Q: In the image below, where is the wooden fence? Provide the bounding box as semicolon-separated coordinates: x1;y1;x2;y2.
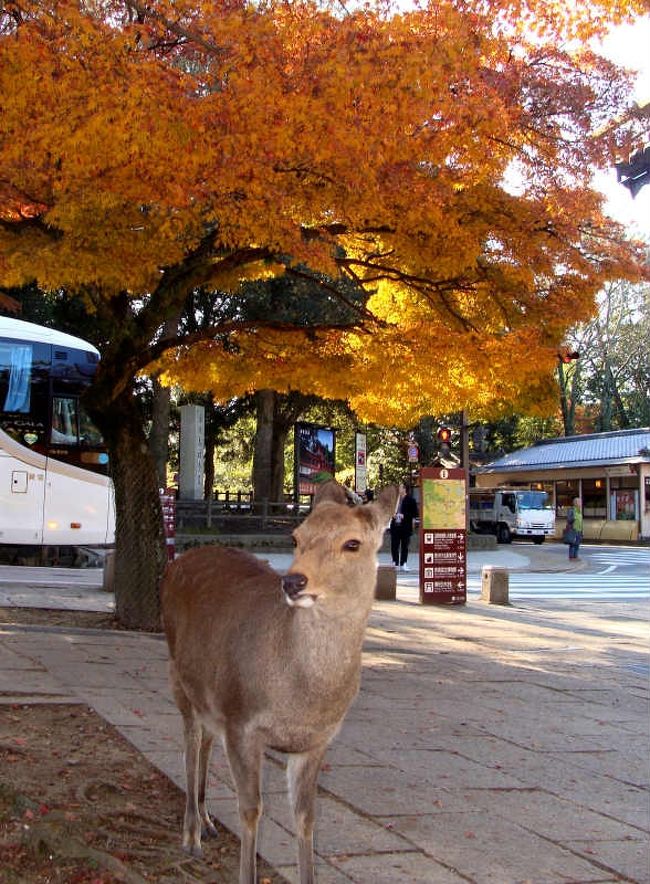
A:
174;493;313;532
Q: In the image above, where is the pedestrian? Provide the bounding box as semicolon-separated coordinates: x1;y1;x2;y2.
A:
566;496;583;560
390;482;419;570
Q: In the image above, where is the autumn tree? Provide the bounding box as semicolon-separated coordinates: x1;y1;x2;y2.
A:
1;0;648;628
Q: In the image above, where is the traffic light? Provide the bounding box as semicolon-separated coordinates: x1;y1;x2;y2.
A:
437;426;452;445
558;350;580;364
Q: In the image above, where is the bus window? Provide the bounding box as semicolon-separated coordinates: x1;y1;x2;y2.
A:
51;396;79;445
0;341;33;413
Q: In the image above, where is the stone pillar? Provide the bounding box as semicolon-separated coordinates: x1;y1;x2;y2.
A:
375;565;397;600
179;404;205;500
102;550;115;593
481;566;509;604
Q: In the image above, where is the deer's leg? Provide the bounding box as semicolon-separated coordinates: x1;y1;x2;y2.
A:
198;729;218;839
287;745;328;884
223;728;263;884
180;704;204;857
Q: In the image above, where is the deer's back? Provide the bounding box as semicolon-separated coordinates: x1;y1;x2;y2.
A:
162;545;282;652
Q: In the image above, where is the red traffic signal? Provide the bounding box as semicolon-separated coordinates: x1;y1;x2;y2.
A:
558;350;580;364
437;426;452;444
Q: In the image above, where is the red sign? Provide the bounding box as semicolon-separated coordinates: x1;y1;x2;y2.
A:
419;467;466;605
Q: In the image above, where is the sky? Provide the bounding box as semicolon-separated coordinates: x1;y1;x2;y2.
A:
593;16;650;240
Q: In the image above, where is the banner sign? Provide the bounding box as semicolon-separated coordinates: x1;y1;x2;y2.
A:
419;466;467;605
160;488;176;562
355;431;367;494
295;423;336;495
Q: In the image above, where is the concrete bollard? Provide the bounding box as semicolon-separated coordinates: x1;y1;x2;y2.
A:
481;565;509;605
375;564;397;600
102;550;115;593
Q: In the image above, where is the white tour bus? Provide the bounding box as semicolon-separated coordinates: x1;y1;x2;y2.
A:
0;317;115;553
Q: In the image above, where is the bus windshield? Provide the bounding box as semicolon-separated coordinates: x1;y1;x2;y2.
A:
517;491;552;510
1;328;107;472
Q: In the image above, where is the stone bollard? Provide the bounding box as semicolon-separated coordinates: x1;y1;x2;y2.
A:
102;550;115;593
375;564;397;600
481;565;509;605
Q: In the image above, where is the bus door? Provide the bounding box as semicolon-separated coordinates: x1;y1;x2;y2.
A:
0;442;47;545
44;393;113;545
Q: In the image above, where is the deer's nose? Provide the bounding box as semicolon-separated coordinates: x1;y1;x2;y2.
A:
282;572;308;598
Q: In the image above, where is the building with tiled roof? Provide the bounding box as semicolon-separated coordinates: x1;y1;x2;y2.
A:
476;428;650;541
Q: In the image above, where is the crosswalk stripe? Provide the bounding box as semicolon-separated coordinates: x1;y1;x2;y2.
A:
464;574;650;600
467;577;647;585
587;553;650;565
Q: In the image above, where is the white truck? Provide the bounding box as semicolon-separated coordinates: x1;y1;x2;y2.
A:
469;488;555;544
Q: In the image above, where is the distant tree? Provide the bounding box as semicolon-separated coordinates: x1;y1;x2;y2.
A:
563;279;650;431
557;355;585;436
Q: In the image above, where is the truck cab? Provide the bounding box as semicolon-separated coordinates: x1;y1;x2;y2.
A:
469;489;555;544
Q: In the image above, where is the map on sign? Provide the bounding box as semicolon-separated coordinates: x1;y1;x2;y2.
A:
422;478;466;530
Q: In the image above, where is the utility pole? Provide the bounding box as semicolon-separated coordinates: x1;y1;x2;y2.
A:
461;410;470;533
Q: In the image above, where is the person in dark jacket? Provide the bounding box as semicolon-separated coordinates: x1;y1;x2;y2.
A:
390;482;419;570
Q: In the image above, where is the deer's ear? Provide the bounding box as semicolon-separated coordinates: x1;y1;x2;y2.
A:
374;485;400;522
313;480;348;507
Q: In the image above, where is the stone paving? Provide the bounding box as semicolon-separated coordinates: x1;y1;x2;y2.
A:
0;549;648;883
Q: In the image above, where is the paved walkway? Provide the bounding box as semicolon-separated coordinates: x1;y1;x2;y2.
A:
0;548;648;882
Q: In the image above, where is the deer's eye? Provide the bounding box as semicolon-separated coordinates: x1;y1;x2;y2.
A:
342;539;361;552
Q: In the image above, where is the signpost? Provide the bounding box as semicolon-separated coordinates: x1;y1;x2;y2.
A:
355;431;367;495
419;466;467;605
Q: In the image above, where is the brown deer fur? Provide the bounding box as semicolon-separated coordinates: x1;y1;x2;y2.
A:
161;481;398;883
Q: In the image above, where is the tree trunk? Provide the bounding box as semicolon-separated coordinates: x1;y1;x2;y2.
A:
92;386;167;631
148;315;179;488
204;425;215;500
149;378;171;488
203;393;218;499
270;419;289;502
252;389;275;503
601;361;629;429
558;362;579;436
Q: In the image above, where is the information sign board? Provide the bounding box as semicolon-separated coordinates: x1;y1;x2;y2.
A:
419;467;466;605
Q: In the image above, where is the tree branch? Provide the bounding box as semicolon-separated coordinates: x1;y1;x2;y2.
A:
144;317;363;368
122;0;231;59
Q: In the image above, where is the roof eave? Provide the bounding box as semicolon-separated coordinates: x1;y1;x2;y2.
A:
479;456;649;474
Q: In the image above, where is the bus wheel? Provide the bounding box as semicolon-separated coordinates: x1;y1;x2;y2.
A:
497;524;511;544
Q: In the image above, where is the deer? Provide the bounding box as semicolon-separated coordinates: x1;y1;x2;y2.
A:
161;480;398;884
